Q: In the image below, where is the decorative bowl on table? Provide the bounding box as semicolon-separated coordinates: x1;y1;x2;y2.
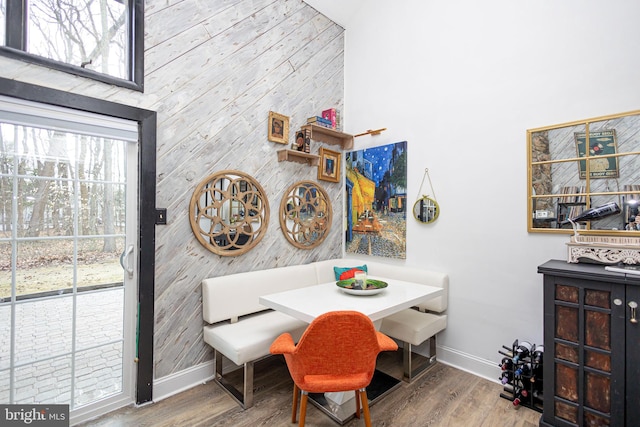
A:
336;278;388;296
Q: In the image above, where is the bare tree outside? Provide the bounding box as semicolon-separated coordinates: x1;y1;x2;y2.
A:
0;1;131;299
0;123;127;299
27;0;128;79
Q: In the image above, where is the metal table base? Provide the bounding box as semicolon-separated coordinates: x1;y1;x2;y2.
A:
308;370;401;425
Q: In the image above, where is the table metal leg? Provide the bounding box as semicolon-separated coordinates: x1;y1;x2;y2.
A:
307;369;400;425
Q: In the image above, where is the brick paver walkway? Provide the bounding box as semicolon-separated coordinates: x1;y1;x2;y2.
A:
0;288;124;407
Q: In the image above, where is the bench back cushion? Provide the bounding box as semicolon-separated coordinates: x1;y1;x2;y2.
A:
202;263;317;324
313;258;448;313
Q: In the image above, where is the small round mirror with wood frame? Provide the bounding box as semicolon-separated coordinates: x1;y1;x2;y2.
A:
189;170;269;256
279;181;332;249
413;196;439;223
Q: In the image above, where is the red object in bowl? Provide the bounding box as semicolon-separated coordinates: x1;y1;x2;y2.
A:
339;268;364;281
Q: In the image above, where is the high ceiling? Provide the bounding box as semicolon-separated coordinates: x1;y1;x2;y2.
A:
303;0;365;28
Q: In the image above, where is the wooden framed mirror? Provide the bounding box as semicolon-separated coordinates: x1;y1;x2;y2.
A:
189;170;269;256
528;110;640;235
413;196;439;224
279;180;332;249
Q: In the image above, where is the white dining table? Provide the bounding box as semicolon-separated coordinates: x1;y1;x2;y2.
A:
259;276;444;324
259;276;444;425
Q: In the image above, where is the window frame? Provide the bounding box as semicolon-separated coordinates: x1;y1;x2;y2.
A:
2;0;144;92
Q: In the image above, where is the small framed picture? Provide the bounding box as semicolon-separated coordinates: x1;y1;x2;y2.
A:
268;111;289;144
294;130;305;151
318;147;341;183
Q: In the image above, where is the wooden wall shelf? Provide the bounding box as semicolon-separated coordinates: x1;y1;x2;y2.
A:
300;124;354;150
277;149;319;166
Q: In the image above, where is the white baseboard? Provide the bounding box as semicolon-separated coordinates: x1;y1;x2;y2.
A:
153;360;215;403
151;346;502;404
437;344;501;385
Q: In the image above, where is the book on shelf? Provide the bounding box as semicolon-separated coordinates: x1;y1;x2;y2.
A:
304;128;311;153
568;205;584;220
322;108;337;129
307;116;333;126
558;186;586;204
604;264;640;276
623;184;640;202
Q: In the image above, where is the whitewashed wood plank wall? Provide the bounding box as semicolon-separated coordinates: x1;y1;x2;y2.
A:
0;0;345;380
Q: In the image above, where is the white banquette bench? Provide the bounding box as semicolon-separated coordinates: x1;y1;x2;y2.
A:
202;258;448;408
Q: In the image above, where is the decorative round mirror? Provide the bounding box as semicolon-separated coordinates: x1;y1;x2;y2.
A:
413;196;439;224
279;181;332;249
189;170;269;256
413;168;440;224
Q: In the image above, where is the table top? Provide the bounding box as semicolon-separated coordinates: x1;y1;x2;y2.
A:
259;276;444;323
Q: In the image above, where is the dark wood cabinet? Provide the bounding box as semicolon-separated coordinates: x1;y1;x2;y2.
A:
538;260;640;426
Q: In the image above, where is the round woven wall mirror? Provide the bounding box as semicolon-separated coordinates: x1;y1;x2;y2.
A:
279;181;332;249
189;170;269;256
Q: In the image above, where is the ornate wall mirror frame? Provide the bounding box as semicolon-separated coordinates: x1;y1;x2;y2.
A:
279;180;332;249
528;109;640;236
189;170;269;256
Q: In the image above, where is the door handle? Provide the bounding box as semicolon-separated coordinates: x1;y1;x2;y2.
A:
119;245;134;278
630;301;638;324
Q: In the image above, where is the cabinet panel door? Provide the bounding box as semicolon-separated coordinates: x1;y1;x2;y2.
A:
627;284;640;426
543;275;626;426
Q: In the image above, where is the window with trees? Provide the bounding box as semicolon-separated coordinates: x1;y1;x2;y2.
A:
0;0;144;91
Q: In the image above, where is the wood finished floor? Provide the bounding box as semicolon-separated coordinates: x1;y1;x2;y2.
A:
79;352;542;427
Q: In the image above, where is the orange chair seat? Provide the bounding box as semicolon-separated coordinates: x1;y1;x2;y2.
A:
300;373;371;393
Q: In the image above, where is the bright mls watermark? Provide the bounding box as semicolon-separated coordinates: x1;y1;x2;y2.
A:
1;405;69;426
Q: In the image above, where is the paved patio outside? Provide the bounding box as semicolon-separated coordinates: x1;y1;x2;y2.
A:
0;287;124;408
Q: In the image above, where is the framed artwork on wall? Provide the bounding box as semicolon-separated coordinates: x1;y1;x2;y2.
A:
318;147;341;183
345;141;408;259
268;111;289;144
294;130;305;151
574;129;619;179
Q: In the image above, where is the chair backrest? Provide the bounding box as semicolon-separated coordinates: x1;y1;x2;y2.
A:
287;311;381;378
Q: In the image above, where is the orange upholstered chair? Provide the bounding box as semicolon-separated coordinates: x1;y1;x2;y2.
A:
269;311;398;427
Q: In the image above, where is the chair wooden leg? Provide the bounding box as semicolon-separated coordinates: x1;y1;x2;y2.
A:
359;388;372;427
291;384;299;423
354;390;361;419
299;391;309;427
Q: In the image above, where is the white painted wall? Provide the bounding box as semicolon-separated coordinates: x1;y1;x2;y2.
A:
340;0;640;380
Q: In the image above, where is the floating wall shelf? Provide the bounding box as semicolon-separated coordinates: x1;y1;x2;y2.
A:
300;124;354;150
277;149;319;166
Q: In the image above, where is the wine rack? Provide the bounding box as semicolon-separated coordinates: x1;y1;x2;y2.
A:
498;339;544;413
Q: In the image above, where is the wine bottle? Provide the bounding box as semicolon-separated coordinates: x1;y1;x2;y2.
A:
512;341;533;363
512;389;529;406
499;371;513;385
499;357;513;371
498;349;513;358
531;345;544;378
561;202;621;224
514;363;531;378
532;344;544;364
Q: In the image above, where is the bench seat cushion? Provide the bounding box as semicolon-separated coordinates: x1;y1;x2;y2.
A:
380;309;447;346
203;310;308;366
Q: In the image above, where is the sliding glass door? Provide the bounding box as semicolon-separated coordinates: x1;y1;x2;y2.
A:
0;95;138;421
